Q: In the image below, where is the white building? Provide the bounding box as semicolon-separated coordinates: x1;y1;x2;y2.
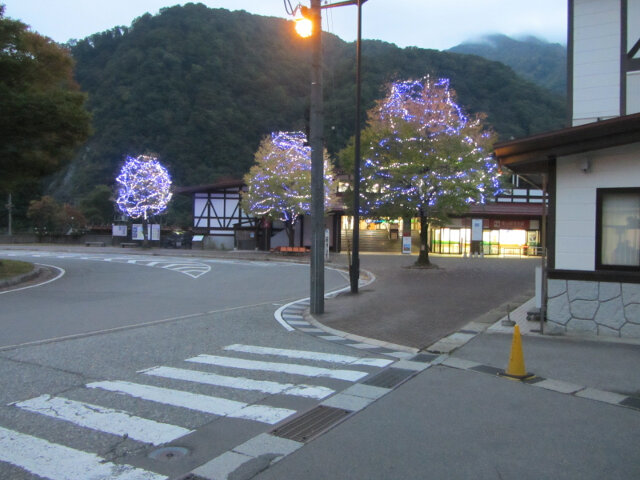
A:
495;0;640;337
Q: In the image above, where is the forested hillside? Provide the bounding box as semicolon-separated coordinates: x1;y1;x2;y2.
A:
448;34;567;95
50;4;567;207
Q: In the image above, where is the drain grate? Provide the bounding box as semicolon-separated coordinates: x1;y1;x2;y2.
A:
362;368;415;389
412;353;439;363
271;406;351;442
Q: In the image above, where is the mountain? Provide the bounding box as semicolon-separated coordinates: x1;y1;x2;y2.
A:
448;34;567;95
49;5;567;210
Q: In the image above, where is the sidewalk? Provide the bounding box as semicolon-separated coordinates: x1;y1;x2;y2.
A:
262;254;640;480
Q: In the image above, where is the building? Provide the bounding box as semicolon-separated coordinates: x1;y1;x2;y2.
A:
176;179;341;252
495;0;640;337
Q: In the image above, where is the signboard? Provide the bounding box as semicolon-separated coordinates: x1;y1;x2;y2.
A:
402;234;412;254
112;224;127;237
147;224;160;241
324;229;330;260
487;219;530;230
131;224;144;240
471;219;483;241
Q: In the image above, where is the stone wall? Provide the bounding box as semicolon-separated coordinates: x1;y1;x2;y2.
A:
547;279;640;338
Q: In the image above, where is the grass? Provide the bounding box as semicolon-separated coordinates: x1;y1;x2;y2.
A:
0;259;34;280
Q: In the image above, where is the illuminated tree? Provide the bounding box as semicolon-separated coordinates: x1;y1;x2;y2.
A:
115;155;173;221
358;77;500;266
241;131;336;247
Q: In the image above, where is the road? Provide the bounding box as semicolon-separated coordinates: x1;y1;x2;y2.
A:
0;249;394;479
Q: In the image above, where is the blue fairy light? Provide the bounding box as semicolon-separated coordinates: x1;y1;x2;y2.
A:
116;155;172;220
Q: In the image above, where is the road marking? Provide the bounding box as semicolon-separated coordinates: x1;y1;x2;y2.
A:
0;426;166;480
141;366;334;400
87;381;295;425
186;355;368;382
14;395;191;446
0;264;65;295
225;344;394;368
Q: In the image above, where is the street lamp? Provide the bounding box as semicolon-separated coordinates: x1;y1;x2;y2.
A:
289;0;367;312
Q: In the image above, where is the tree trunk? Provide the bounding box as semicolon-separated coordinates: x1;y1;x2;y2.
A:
286;221;295;247
142;218;149;249
416;212;430;266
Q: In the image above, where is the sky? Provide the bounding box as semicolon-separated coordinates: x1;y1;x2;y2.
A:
2;0;568;51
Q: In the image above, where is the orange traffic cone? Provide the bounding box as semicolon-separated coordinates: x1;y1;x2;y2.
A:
500;325;534;380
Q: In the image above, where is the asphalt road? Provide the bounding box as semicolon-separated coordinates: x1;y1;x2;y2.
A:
2;248;638;480
0;250;347;348
0;248;390;480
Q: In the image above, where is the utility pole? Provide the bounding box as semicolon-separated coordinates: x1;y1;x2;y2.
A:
309;0;324;314
349;0;365;293
6;194;12;236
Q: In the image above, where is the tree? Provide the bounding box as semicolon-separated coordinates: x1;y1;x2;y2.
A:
26;196;86;236
0;6;91;194
241;131;336;247
80;185;115;225
357;77;500;266
115;155;173;221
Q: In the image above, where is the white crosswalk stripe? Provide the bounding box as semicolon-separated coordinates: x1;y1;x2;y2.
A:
141;365;334;399
87;380;296;424
187;354;369;381
0;426;167;480
14;394;191;446
1;343;394;479
224;344;394;368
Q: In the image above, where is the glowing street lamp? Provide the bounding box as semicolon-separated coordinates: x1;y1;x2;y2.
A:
294;7;313;38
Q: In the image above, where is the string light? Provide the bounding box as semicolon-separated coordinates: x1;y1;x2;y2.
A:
242;131;335;223
116;155;173;220
360;76;500;215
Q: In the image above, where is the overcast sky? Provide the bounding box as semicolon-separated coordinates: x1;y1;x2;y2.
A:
2;1;567;51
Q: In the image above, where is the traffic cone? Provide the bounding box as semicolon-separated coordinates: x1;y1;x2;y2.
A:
500;325;534;380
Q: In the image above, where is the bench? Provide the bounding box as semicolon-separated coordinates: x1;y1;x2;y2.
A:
85;241;105;247
278;246;309;255
120;242;138;248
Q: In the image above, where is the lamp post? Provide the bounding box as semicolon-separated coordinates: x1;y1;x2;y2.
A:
292;0;367;311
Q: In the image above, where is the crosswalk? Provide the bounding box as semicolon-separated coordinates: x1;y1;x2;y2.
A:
1;250;212;279
1;344;394;479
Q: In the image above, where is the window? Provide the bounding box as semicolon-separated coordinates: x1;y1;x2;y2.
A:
596;188;640;270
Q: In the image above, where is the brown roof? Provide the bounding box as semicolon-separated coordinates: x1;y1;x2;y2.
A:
175;178;245;195
494;113;640;173
468;202;543;217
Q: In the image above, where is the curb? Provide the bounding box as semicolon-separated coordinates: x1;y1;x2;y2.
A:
0;265;41;289
274;268;419;357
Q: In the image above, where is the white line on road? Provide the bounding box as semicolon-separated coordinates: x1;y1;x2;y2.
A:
186;355;368;382
224;344;394;368
0;426;166;480
14;395;191;446
87;380;295;424
0;264;65;295
141;366;334;399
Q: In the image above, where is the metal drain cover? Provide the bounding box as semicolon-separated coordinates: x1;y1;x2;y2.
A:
362;368;415;389
271;405;351;442
148;446;190;461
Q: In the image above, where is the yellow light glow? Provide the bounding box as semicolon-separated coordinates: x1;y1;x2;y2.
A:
295;16;313;37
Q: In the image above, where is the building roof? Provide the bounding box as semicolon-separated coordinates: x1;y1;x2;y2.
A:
494;113;640;173
468;202;543;217
175;178;244;195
